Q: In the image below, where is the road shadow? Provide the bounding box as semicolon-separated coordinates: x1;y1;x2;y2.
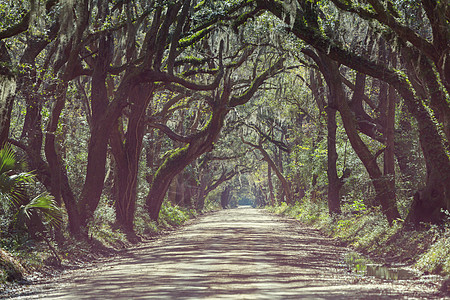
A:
16;208;441;299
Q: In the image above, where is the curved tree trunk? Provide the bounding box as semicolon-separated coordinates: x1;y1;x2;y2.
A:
146;146;197;221
243;141;292;204
110;84;153;233
146;58;283;221
310;68;344;214
78;39;132;230
146;111;226;220
316;54;400;224
196;167;238;211
44;84;82;235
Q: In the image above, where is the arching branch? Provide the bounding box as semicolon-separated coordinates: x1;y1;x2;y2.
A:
0;12;30;40
146;123;194;144
229;57;284;107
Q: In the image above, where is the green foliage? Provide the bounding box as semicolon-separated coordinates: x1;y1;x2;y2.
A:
88;198;127;248
0;145;61;233
416;212;450;274
268;199;450;276
344;251;371;275
267;192;329;226
17;192;62;230
343;198;367;214
158;200;196;228
416;233;450;274
203;188;223;212
0;145;30;206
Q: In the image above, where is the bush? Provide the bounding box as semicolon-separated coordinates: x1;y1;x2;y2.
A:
87;198;127;248
158;200;196;228
416;215;450;274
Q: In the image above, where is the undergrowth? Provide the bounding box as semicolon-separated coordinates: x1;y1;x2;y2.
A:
266;197;450;276
0;200;197;286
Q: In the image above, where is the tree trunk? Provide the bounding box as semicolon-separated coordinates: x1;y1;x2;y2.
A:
383;84;397;212
196;175;208;212
326;107;342;215
196;167;238;211
19;88;53;190
257;146;292;204
220;186;232;209
400;48;450;224
78;35;112;227
310;67;344;214
146;146;192;221
316;54;401;224
0;42;16;147
78;36;131;229
111;84;153;233
267;164;275;206
146;106;228;221
145;58;283;220
44;84;82;235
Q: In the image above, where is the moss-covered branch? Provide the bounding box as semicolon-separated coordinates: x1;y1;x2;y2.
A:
229;57;284;107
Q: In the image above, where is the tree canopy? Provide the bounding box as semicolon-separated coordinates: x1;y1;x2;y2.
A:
0;0;448;243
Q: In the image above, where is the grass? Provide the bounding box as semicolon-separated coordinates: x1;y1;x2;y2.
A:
266;197;450;276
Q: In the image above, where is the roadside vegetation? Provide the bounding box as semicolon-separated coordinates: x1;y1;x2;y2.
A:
267;199;450;276
0;197;203;285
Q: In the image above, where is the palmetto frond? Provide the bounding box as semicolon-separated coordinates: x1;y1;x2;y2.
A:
0;145;26;175
19;193;62;229
0;145;34;206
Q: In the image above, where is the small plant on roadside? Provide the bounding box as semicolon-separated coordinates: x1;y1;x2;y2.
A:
88;197;127;247
416;210;450;274
158;201;193;228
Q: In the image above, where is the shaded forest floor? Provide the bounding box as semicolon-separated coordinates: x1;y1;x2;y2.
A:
2;207;448;299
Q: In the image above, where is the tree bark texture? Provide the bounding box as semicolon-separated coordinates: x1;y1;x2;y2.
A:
110;84;153;233
44;84;82;234
326;107;342;215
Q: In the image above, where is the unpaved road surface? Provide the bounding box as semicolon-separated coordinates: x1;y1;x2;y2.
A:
6;207;445;299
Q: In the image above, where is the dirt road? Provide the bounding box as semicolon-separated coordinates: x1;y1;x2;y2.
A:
10;207;444;299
